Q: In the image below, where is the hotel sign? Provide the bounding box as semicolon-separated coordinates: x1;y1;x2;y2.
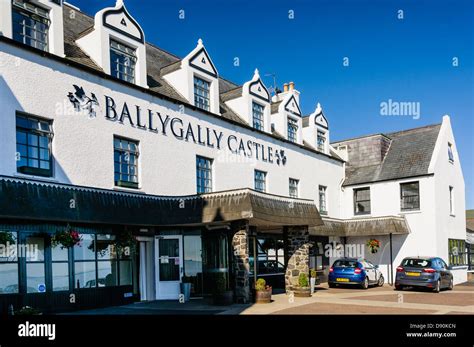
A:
67;86;287;166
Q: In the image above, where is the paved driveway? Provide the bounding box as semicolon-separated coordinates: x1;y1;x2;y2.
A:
238;283;474;315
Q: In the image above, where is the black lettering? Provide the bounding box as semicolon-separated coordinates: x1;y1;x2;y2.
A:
170;118;184;139
214;130;223;149
197;125;206;145
105;96;117;120
136;105;146;129
119;102;134;126
185;123;196;143
148;109;157;132
157;113;170;135
227;135;238;153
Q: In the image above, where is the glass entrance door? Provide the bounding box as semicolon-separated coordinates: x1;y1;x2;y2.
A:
155;236;183;299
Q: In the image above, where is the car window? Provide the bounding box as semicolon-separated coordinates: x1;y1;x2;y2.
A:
439;259;448;269
402;258;431;268
333;260;358;268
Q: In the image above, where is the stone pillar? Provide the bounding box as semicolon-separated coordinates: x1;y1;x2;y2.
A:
232;228;250;303
285;226;310;291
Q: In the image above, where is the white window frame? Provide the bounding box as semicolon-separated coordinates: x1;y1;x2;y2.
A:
289;178;299;198
193;75;211;111
449;186;455;216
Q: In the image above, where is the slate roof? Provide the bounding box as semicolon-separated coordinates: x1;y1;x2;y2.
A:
333;124;441;186
271;101;282;114
62;4;246;123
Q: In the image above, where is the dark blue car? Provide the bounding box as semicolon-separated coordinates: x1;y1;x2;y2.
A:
395;257;453;293
328;258;384;289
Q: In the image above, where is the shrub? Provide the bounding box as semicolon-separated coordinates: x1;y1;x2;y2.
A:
255;278;266;291
298;273;309;287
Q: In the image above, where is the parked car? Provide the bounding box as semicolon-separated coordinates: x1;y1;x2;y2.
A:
395;257;453;293
328;258;384;289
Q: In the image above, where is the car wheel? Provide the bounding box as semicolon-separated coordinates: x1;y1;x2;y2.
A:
361;277;369;289
395;285;403;291
448;278;453;290
433;280;441;293
378;275;384;287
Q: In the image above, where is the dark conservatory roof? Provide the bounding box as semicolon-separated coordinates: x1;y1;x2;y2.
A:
333;124;441;186
311;216;411;237
0;177;323;228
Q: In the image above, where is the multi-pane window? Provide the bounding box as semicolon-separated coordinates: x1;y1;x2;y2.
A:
110;39;137;83
252;102;264;130
114;137;139;188
0;231;19;294
319;185;327;214
196;156;213;194
12;0;50;51
194;76;210;111
74;233;132;288
254;170;267;192
449;186;455;215
354;187;371;215
400;182;420;211
448;142;454;162
287;117;298;143
16;114;53;177
448;239;466;266
289;178;299;198
317;130;326;152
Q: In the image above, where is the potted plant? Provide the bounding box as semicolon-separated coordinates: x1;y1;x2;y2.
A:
51;225;81;249
212;273;233;306
254;278;272;304
310;268;320;294
292;273;311;297
366;238;381;254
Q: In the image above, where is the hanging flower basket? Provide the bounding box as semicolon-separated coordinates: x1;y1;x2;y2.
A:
116;230;137;256
366;238;381;254
0;232;15;245
52;225;82;249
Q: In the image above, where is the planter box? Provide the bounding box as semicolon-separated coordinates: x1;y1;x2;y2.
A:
291;287;311;297
255;288;272;304
212;291;234;306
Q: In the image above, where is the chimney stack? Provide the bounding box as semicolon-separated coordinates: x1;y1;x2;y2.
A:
289;81;295;91
283;83;289;92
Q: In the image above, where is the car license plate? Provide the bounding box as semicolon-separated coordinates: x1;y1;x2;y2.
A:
405;272;420;277
336;278;349;282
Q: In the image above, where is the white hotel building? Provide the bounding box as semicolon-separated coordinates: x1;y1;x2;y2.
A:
0;0;467;312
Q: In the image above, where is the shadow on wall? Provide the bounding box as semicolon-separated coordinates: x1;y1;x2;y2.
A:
0;75;72;184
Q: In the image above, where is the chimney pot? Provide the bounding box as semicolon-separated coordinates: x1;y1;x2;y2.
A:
289;82;295;91
283;83;289;92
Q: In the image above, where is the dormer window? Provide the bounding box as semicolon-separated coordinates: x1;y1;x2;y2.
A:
288;117;298;143
252;102;264;130
194;76;210;111
110;39;137;83
317;130;326;152
12;0;50;52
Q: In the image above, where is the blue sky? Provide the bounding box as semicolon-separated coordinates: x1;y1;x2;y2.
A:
72;0;474;208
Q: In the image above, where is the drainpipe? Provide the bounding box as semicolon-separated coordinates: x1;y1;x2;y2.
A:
389;233;393;285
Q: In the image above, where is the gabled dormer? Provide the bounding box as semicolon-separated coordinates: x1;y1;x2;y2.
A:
221;69;271;132
75;0;148;88
271;82;303;144
0;0;64;56
161;39;220;114
302;103;330;154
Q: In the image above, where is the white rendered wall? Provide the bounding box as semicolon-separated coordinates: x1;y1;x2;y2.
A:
0;42;344;217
